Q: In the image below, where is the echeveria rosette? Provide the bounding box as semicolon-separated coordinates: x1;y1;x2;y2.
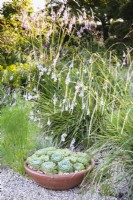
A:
61;149;71;156
74;163;85;171
69;155;77;163
27;157;43;169
58;160;73;173
41;162;57;174
35;147;55;156
77;156;90;167
40;155;49;162
51;153;64;163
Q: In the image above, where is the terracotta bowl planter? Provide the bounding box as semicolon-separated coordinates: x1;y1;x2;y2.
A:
24;159;95;190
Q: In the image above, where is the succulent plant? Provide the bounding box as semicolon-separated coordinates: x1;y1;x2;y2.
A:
26;147;90;174
28;157;42;169
61;149;71;156
69;155;77;163
58;160;73;173
51;153;64;163
77;157;90;166
35;147;55;156
74;163;85;171
41;162;57;174
40;155;49;162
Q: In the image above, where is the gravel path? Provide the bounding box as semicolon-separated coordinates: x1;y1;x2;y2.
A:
0;167;119;200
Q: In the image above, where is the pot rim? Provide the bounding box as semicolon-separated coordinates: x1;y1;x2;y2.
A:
24;159;95;177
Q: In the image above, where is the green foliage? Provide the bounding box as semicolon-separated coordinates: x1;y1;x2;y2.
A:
120;0;133;21
0;0;33;66
0;97;40;173
109;21;130;38
0;62;37;89
82;98;133;198
1;0;33;19
100;184;115;196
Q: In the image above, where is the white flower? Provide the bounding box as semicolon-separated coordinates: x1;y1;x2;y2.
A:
53;93;57;105
30;111;34;116
30;115;34;121
70;101;75;110
13;92;17;99
63;99;66;104
9;75;14;81
47;68;51;75
88;57;93;64
100;100;105;106
87;108;90;115
39;71;44;77
83;10;87;19
57;4;65;17
70;138;75;151
78;15;83;24
79;90;84;97
69;62;73;69
51;72;57;81
82;103;86;110
33;87;37;92
24;92;33;100
77;31;82;38
122;59;126;66
54;76;57;82
83;69;87;73
80;27;84;33
47;117;51;126
63;9;69;24
37;63;43;70
33;93;40;99
65;72;70;85
31;103;34;107
123;51;126;58
65;104;69;111
116;62;121;67
61;133;67;142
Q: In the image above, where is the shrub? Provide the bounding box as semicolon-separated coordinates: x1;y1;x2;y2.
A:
0;96;40;173
36;50;132;147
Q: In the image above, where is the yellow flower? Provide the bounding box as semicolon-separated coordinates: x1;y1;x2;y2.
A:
7;64;19;73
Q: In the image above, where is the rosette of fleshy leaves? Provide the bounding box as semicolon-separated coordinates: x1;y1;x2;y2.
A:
35;147;55;156
51;152;64;163
40;155;49;162
27;156;43;170
73;163;85;171
26;147;91;174
77;153;90;167
58;160;73;174
41;162;57;174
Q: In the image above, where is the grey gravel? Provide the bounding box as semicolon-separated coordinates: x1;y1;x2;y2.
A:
0;167;126;200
